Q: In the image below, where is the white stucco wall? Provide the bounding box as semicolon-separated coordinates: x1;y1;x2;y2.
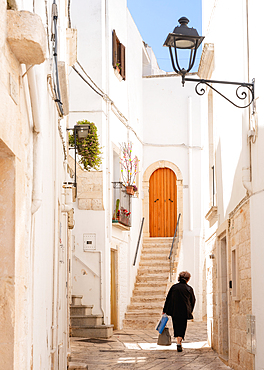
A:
202;0;264;368
70;0;145;328
142;75;204;320
0;0;71;368
248;2;264;369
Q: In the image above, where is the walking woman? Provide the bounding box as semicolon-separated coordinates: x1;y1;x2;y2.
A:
163;271;196;352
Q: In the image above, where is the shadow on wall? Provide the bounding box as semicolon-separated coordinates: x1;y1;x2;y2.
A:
215;139;224;225
202;259;207;322
0;140;15;369
225;150;245;219
216;138;246;222
72;254;102;315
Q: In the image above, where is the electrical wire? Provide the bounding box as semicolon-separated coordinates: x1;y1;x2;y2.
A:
68;0;71;28
72;61;201;149
72;65;105;99
76;61;106;96
45;0;51;56
51;0;64;117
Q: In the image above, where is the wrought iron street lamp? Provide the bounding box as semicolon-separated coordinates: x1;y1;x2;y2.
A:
76;123;90;140
164;17;255;109
67;124;90;191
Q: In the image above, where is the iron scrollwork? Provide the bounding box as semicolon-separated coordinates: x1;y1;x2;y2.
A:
183;76;255;110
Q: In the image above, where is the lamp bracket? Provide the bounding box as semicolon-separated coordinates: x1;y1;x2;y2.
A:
183;76;255;110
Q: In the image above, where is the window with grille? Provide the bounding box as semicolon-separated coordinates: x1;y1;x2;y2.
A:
112;30;126;80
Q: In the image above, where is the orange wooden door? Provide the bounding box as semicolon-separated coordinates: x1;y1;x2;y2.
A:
149;168;177;237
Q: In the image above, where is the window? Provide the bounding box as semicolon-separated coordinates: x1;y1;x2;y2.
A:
112;30;126;80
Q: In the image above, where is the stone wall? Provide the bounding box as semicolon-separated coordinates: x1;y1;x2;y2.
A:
68;155;104;210
228;200;254;370
206;234;219;352
0;4;32;367
77;170;104;210
208;200;254;370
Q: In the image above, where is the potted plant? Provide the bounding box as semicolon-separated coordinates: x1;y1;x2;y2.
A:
68;120;102;171
115;62;121;74
120;207;131;226
113;199;120;221
120;142;139;195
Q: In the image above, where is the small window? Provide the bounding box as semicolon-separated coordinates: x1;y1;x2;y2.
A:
112;30;126;80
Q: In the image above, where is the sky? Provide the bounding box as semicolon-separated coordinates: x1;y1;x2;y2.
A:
127;0;202;72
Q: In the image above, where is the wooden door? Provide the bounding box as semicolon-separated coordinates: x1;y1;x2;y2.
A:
111;249;118;329
149;168;177;237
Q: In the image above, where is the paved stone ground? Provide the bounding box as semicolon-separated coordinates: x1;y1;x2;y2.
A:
69;321;232;369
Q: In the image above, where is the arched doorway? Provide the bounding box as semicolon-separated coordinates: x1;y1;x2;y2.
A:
149;168;177;237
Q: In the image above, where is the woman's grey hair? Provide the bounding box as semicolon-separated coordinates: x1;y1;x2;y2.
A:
178;271;191;282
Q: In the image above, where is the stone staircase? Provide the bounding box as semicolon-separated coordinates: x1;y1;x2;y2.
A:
70;295;113;338
123;237;177;329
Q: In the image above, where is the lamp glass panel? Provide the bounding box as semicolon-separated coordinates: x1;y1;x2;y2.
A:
176;39;195;49
77;128;89;139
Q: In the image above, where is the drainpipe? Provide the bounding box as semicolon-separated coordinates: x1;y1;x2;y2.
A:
188;96;193;231
27;66;43;213
104;0;110;325
242;0;252;194
98;250;105;324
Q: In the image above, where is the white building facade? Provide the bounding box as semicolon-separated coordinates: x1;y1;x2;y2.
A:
69;0;205;334
0;0;73;368
201;0;264;369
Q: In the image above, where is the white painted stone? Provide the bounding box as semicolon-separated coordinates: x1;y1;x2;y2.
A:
7;10;46;65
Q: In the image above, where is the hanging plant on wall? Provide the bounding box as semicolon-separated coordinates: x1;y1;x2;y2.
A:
68;120;102;171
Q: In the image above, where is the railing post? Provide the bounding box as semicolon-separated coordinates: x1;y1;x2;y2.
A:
133;217;145;266
168;213;181;282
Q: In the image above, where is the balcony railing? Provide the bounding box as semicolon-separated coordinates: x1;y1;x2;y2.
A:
112;182;131;227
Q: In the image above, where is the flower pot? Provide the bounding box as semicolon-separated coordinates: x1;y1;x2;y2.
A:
126;186;134;195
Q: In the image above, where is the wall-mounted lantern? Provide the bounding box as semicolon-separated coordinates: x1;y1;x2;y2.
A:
67;124;90;191
163;17;255;110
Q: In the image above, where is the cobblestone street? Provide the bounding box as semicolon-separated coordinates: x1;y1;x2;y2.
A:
69;321;232;369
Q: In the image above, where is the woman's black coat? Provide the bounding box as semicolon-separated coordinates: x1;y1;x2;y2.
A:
163;281;196;319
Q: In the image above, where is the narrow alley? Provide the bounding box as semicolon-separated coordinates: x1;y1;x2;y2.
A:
69;321;232;370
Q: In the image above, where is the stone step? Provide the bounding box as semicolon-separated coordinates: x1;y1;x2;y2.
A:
142;244;171;250
130;296;165;304
70;324;113;339
68;363;88;370
71;295;83;306
127;302;164;311
140;254;170;261
71;315;103;327
133;288;166;296
143;237;173;244
140;255;170;261
122;237;174;330
135;279;167;291
137;267;170;275
70;305;93;316
125;310;162;318
139;259;170;267
136;274;168;282
141;248;170;254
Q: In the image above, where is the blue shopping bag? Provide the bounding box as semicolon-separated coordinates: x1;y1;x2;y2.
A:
156;314;168;334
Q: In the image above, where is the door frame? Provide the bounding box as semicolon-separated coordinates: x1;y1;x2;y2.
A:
143;160;183;238
217;232;230;361
110;248;118;329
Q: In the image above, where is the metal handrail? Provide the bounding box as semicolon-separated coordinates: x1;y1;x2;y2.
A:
133;217;144;266
168;213;181;259
168;213;181;282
